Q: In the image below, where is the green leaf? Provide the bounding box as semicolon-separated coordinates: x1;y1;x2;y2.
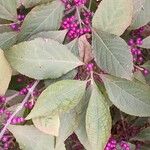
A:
140;36;150;49
0;49;12;95
56;86;91;148
130;0;150;29
33;115;60;136
101;74;150;117
18;0;64;42
26;80;86;119
23;0;52;8
142;61;150;85
44;69;77;88
92;30;133;79
56;110;79;148
92;0;133;36
66;38;79;58
86;82;112;150
75;113;92;150
133;127;150;141
133;70;146;84
6;38;83;80
0;32;18;50
8;125;55;150
0;0;17;21
29;30;67;43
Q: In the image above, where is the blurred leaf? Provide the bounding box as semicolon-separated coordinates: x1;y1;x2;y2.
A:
92;0;133;36
0;49;12;95
86;82;111;150
0;24;12;33
140;36;150;49
133;70;146;84
101;74;150;116
142;61;150;85
0;0;17;21
130;0;150;29
26;80;86;119
133;127;150;141
18;0;64;41
8;125;55;150
6;38;83;80
93;30;133;79
66;38;79;58
132;0;145;17
0;32;18;50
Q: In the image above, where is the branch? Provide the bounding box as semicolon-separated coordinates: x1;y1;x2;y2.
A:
0;80;39;140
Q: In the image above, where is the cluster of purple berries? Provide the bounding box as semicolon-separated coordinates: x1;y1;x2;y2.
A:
9;14;25;31
105;138;131;150
61;13;92;39
24;100;35;110
0;108;25;125
128;37;144;64
120;141;131;150
0;132;15;150
128;27;149;76
61;0;92;39
86;63;94;71
0;96;6;103
104;138;117;150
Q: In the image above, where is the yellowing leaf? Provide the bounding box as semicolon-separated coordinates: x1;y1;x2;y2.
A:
0;49;12;95
33;115;60;136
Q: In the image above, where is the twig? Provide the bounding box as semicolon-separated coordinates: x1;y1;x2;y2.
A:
76;7;83;28
5;93;19;103
0;80;39;140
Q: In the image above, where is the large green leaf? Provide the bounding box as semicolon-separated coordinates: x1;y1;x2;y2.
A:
92;0;133;36
0;0;17;21
29;30;67;43
0;49;12;95
56;86;91;148
26;80;86;119
133;127;150;141
6;38;83;80
18;0;64;42
130;0;150;29
140;36;150;49
33;115;60;136
0;32;18;50
8;125;55;150
102;74;150;116
92;30;133;79
86;82;112;150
